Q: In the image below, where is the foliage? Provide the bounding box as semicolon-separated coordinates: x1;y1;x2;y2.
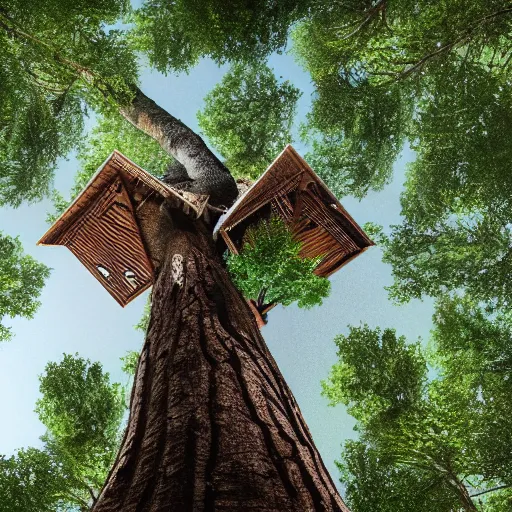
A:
431;296;512;484
197;62;301;179
0;448;69;512
132;0;309;73
227;216;331;309
338;440;459;512
372;60;512;307
35;354;125;494
134;294;151;335
325;302;512;511
0;0;136;207
0;233;50;342
0;354;129;511
291;0;512;303
293;0;512;87
120;350;139;376
372;209;512;308
322;326;425;424
295;78;411;199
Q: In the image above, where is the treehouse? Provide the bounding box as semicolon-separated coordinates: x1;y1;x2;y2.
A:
38;145;373;318
214;145;374;320
38;151;209;307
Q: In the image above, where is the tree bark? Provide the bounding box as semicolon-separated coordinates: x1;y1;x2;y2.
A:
445;470;478;512
120;88;238;207
91;212;349;512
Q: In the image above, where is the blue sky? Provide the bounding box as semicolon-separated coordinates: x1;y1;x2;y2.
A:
0;49;434;492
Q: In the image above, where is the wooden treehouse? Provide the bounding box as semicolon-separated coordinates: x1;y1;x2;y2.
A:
214;145;374;325
38;145;373;324
38;151;210;307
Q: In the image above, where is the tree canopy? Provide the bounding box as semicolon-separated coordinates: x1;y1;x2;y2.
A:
133;0;308;72
0;233;50;342
226;216;331;310
324;296;512;511
289;1;512;307
0;354;128;511
197;62;301;179
0;0;136;207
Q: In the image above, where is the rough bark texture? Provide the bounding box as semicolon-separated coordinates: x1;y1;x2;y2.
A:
120;88;238;207
449;475;478;512
92;213;349;512
162;160;193;188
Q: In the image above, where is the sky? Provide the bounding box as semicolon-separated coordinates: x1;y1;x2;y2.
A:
0;49;435;493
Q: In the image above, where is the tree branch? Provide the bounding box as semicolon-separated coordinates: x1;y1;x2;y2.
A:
397;7;512;80
88;486;98;504
0;8;239;207
470;484;512;498
256;287;268;309
336;0;387;40
120;88;238;206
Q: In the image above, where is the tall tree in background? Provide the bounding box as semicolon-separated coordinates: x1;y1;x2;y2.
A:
0;233;49;342
323;298;512;511
197;62;301;179
0;354;126;512
290;1;512;307
133;0;308;72
0;2;349;510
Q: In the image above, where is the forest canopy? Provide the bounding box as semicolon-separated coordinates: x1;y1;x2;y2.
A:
2;0;512;510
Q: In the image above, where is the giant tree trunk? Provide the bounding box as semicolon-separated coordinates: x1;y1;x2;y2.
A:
92;212;349;511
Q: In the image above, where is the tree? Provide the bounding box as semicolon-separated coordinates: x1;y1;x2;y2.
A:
0;1;236;206
197;62;301;179
290;1;512;305
133;0;309;72
366;59;512;307
0;233;50;342
0;447;69;512
1;2;349;510
431;296;512;486
227;216;331;311
338;440;459;512
366;209;512;308
323;302;512;511
0;354;127;511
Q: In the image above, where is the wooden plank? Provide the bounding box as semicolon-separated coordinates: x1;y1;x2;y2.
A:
64;177;153;307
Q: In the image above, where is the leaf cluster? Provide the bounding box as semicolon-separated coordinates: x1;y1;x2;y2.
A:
0;233;50;342
132;0;309;73
327;297;512;511
0;0;137;207
291;0;512;207
197;62;301;179
0;354;128;511
226;216;331;309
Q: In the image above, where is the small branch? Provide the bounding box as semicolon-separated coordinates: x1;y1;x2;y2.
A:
383;6;512;82
0;10;118;100
338;0;386;40
470;484;512;498
339;14;375;40
256;287;268;309
501;47;512;69
88;486;98;503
